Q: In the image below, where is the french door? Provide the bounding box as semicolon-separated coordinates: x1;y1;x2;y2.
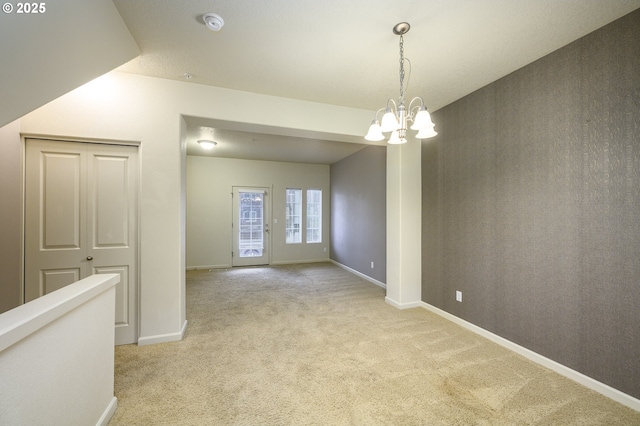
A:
24;139;139;345
232;187;270;266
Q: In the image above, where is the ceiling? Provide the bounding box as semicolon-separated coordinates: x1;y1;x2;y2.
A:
113;0;640;164
183;116;368;164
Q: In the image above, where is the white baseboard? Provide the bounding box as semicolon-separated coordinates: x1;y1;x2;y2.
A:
420;302;640;413
188;260;330;269
330;260;386;289
96;397;117;426
186;264;231;270
137;320;188;346
271;259;330;266
384;296;422;309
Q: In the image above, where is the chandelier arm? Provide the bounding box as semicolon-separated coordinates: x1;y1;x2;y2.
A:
408;97;425;110
373;107;386;121
407;97;425;121
386;98;397;111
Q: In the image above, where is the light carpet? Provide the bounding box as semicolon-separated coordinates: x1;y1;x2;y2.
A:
109;263;640;425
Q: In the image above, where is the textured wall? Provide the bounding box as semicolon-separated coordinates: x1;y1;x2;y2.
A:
331;146;386;283
422;9;640;398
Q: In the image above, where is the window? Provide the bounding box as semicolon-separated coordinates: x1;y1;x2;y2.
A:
238;191;264;257
306;189;322;243
285;188;302;243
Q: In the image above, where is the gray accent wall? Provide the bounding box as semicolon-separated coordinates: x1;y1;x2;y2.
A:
331;146;386;283
422;9;640;399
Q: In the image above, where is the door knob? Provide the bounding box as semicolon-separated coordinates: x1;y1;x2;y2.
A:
86;256;93;261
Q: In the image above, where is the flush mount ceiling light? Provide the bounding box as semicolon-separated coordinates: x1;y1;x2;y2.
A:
202;13;224;31
198;140;217;150
365;22;437;144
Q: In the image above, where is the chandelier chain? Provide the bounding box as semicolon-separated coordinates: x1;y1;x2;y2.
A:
399;34;405;104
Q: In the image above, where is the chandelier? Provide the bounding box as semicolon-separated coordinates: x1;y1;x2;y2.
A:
365;22;437;144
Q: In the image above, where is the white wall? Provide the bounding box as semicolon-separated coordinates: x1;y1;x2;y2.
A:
0;0;138;127
14;71;372;344
187;156;330;268
0;274;119;426
0;120;22;313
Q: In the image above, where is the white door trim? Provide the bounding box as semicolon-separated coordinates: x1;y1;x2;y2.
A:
231;186;271;267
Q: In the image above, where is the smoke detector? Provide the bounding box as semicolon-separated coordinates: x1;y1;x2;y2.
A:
203;13;224;31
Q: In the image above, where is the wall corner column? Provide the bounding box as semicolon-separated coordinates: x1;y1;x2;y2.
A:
385;139;422;308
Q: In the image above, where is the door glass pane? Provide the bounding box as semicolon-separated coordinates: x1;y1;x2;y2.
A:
306;189;322;243
238;191;263;257
285;189;302;243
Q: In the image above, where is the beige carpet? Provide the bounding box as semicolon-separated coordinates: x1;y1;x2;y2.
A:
109;263;640;425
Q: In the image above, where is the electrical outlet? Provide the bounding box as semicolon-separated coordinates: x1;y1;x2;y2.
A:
371;261;374;268
456;291;462;302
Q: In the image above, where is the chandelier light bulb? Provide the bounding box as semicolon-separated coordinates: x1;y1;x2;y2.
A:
380;108;399;132
365;120;385;141
410;107;435;131
415;127;438;139
388;131;404;144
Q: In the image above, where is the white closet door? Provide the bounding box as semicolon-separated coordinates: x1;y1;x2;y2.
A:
25;139;139;345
